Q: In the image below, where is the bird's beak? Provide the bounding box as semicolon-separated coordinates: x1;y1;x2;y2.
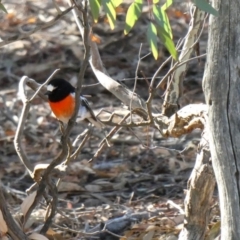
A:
45;91;51;96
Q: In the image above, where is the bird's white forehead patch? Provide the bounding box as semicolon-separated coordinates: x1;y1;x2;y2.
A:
47;84;56;92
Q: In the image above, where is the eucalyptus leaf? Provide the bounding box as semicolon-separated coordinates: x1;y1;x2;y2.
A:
124;0;143;35
147;23;158;60
0;2;8;13
103;0;116;29
194;0;218;16
157;25;178;60
89;0;101;23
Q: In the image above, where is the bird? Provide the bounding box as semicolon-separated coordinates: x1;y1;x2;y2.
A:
45;78;102;129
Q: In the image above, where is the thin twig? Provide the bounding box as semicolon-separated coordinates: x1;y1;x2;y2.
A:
90;113;130;162
71;129;91;160
14;77;34;175
52;0;62;14
40;178;58;233
32;2;91;234
156;53;206;90
29;69;60;102
130;44;143;122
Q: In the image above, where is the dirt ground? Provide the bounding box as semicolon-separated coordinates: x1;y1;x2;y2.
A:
0;0;217;239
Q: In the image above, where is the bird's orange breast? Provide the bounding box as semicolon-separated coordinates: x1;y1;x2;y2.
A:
49;94;75;123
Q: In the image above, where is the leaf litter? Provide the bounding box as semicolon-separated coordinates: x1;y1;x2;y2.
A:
0;0;219;239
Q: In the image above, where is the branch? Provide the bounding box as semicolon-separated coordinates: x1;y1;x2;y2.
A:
178;127;215;240
90;113;130;162
14;77;34;175
155;104;207;137
67;0;148;117
0;182;28;240
14;70;60;176
24;2;91;233
161;4;207;116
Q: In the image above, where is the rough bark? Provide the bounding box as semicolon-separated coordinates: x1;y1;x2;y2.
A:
162;5;205;117
203;0;240;239
178;129;215;240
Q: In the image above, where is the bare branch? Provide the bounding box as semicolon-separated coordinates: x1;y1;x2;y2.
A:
52;0;62;14
178;128;215;240
24;2;91;233
90;113;130;162
162;5;207;116
67;0;148;115
29;69;60;102
130;44;144;122
0;182;28;240
14;76;34;175
71;129;91;160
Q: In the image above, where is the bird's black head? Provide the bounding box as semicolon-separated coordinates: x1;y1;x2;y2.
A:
45;78;75;102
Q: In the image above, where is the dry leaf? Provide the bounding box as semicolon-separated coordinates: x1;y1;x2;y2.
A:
1;236;9;240
58;182;85;192
142;230;155;240
205;221;221;240
29;233;49;240
0;210;8;234
21;191;37;217
90;33;101;44
46;228;65;240
27;17;37;24
85;184;102;192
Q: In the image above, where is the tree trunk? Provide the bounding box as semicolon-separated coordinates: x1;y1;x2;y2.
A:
178;129;215;240
203;0;240;239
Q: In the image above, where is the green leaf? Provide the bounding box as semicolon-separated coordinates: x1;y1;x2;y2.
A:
162;0;173;11
102;0;116;29
153;0;160;3
157;25;178;60
124;0;143;35
112;0;122;8
0;2;8;13
147;23;158;60
153;5;172;39
89;0;101;23
194;0;218;16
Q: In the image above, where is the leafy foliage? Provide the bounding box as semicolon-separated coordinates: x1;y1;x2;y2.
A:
147;1;176;60
124;0;143;35
88;0;218;59
147;23;158;59
89;0;101;22
0;2;8;13
102;0;116;30
194;0;218;16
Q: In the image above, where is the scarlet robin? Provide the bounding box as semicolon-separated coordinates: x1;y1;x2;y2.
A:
45;78;102;128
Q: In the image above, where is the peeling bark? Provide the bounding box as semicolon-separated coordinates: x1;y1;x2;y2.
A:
178;130;215;240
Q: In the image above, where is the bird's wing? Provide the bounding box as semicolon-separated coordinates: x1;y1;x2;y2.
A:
79;96;98;121
77;96;103;129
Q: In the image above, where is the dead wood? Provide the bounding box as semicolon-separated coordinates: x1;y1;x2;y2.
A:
0;182;28;240
178;129;215;240
203;0;240;238
162;6;206;117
